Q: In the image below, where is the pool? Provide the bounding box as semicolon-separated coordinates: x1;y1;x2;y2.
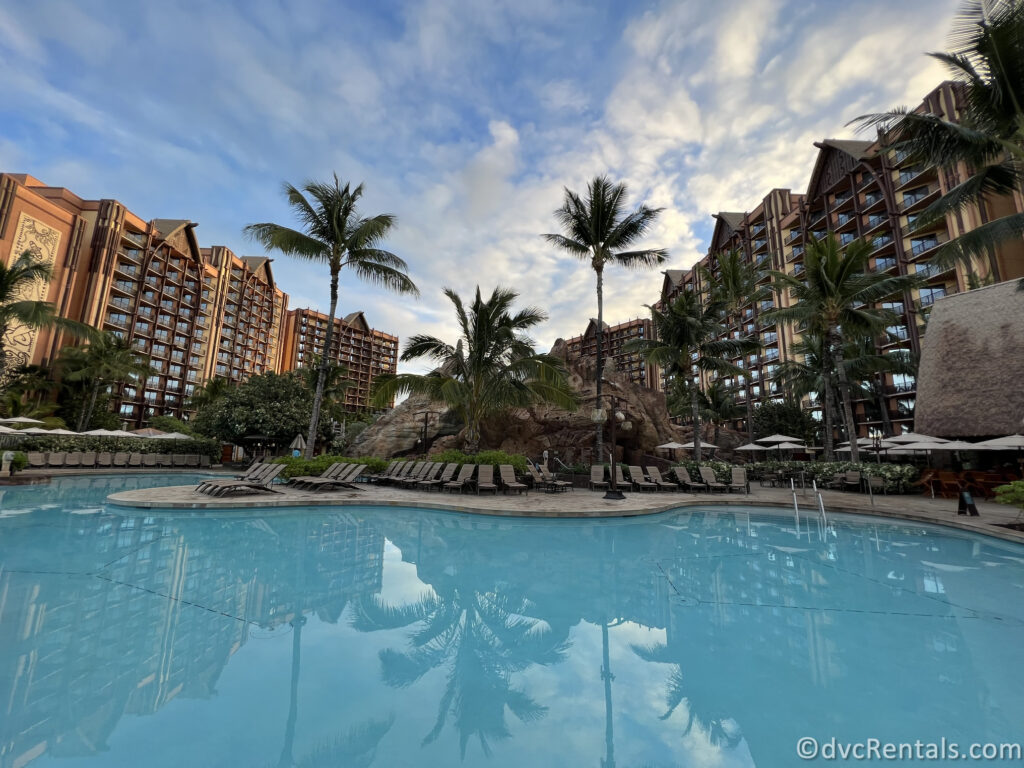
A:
1;475;1023;767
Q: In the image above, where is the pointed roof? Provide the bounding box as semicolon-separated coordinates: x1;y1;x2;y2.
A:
343;311;370;333
709;212;746;253
581;318;610;339
241;256;276;287
806;139;876;201
150;219;201;263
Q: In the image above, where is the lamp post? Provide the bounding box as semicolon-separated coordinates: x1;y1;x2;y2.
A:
414;410;441;457
591;392;630;501
871;431;882;464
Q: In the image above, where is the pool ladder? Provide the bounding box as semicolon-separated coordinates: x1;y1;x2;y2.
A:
793;478;831;540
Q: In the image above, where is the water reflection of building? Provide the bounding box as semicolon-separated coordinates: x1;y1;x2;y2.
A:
0;511;384;768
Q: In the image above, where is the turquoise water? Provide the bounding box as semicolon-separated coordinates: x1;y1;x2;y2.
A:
1;475;1023;767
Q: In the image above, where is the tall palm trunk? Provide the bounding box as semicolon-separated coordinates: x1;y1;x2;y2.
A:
875;373;893;437
594;263;604;463
691;382;702;463
821;366;836;461
601;620;615;768
79;381;101;432
306;269;340;458
745;395;754;442
277;617;303;768
830;327;860;463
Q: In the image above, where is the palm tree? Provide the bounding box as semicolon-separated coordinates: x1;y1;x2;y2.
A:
371;286;578;453
187;375;231;412
0;251;91;389
700;381;744;446
702;249;772;440
764;235;919;461
852;0;1024;272
543;176;667;462
58;333;154;430
298;357;353;430
628;290;758;462
245;176;418;457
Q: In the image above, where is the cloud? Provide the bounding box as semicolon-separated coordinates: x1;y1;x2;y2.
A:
0;0;966;373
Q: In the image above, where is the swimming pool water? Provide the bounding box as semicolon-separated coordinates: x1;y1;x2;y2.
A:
1;475;1022;767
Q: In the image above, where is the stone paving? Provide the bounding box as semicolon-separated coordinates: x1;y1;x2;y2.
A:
104;475;1024;544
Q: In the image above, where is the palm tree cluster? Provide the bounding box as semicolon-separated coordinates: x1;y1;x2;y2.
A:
372;286;578;453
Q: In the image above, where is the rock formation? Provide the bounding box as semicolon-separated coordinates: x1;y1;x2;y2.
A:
348;349;695;464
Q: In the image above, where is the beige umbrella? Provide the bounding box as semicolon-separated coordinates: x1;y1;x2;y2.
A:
132;427;167;437
756;433;802;444
681;440;718;449
0;416;44;425
289;434;308;451
655;441;686;450
977;434;1024;448
735;442;768;452
885;432;949;444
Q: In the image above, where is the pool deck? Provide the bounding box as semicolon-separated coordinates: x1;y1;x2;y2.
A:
104;478;1024;544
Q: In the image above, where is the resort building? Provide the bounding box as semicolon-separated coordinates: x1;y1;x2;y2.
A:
563;317;658;389
658;81;1024;438
0;174;399;426
278;308;400;412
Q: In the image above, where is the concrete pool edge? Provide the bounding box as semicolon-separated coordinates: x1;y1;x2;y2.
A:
104;485;1024;545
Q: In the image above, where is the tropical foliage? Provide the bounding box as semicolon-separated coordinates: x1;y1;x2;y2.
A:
764;235;919;462
543;176;667;460
740;459;919;493
430;448;530;474
629;289;757;461
853;0;1024;272
245;175;418;457
371;286;578;453
751;399;820;445
186;376;231;411
11;434;220;458
57;332;153;431
994;479;1024;520
0;250;92;388
146;414;193;434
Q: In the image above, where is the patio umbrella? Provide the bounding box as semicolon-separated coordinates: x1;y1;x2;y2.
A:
680;440;718;449
132;427;167;437
45;428;79;436
154;432;191;440
109;430;140;438
81;428;123;436
0;425;18;434
756;433;802;444
977;434;1024;448
885;432;949;444
655;441;686;450
21;427;52;434
0;416;44;425
735;442;768;452
289;434;307;451
900;440;987;451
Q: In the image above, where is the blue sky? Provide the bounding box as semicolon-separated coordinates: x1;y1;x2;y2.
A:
0;0;959;371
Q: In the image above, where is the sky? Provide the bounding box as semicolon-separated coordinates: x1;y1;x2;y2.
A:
0;0;961;374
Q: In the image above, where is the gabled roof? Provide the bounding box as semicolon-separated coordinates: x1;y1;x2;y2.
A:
150;219;201;263
805;139;876;201
241;256;275;287
660;269;689;302
710;212;746;253
916;280;1024;437
343;311;370;333
582;318;610;339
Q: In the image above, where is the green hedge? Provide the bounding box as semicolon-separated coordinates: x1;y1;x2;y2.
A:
271;454;390;479
431;449;529;474
11;451;27;472
8;435;221;459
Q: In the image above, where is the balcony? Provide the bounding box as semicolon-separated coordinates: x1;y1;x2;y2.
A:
915;261;953;279
786;229;802;244
874;257;897;272
792;263;805;276
857;173;876;190
909;233;949;259
111;279;137;296
839;231;856;246
753;238;768;252
871;234;895;253
122;231;147;247
863;191;885;210
835;212;857;229
900;185;938;211
865;214;888;234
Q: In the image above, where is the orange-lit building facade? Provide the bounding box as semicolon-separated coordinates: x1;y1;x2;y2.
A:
657;81;1024;438
278;308;399;412
564;317;658;389
0;174;398;426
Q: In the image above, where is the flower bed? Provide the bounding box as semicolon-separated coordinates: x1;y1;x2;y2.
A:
9;435;221;459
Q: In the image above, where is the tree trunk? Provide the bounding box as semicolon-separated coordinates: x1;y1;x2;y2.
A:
79;381;101;432
745;391;754;442
821;365;836;462
713;422;721;446
594;264;604;463
691;382;702;463
305;268;340;458
830;327;860;463
876;374;893;437
277;617;303;768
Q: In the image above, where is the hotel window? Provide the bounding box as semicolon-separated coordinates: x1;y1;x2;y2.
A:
119;404;136;417
107;312;130;327
919;287;946;306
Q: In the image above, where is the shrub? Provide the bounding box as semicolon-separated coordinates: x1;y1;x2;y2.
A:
738;460;918;493
10;434;221;459
271;454;389;478
994;480;1024;517
10;451;27;472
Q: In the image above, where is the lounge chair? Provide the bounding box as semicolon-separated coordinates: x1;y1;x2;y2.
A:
474;464;498;495
196;462;276;493
368;460;400;482
540;467;572;492
306;463;367;491
867;475;885;495
370;461;405;483
417;462;458;491
627;466;658;492
499;465;528;495
79;452;97;468
843;471;863;492
200;455;211;468
113;452;130;468
27;452;46;469
698;466;727;493
186;454;201;467
172;454;188;467
97;452;113;468
646;466;678;491
288;462;347;490
443;464;476;493
64;452;82;468
142;453;157;468
156;453;172;467
728;467;748;494
525;463;545;489
825;472;845;490
199;463;285;497
386;461;423;485
671;466;705;491
48;452;66;468
613;464;630;490
588;465;609;491
401;462;439;487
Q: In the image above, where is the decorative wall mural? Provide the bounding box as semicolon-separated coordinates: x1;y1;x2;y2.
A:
3;213;61;382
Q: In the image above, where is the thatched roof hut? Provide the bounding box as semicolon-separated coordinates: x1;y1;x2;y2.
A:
915;280;1024;438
